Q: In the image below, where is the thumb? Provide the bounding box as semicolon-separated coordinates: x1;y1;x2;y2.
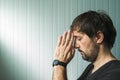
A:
71;46;75;56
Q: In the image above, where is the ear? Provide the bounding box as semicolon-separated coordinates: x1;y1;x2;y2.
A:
95;31;104;44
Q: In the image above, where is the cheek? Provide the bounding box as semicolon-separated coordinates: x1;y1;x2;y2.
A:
86;42;97;56
80;40;89;48
81;40;93;52
78;41;88;51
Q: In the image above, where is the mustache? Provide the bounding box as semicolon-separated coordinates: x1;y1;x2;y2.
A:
78;49;83;53
78;48;88;53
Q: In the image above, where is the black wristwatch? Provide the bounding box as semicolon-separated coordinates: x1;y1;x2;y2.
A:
53;60;67;68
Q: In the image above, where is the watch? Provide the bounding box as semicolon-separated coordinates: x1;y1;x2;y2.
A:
53;60;67;68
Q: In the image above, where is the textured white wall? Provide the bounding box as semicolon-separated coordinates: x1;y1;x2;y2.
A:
0;0;120;80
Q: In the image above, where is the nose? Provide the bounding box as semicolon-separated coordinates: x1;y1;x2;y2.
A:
74;40;79;48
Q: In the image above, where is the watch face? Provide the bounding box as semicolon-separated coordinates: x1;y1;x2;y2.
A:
54;60;59;65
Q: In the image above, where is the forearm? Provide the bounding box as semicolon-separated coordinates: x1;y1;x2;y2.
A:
52;66;67;80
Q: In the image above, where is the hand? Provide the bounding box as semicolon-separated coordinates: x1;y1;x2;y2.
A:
54;30;75;64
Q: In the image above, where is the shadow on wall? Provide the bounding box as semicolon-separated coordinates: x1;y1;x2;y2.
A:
0;58;13;80
0;42;24;80
0;42;13;80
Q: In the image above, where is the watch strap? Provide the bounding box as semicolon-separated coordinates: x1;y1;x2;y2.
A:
53;60;67;68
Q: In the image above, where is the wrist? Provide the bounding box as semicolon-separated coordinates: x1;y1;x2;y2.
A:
53;65;66;70
53;64;67;80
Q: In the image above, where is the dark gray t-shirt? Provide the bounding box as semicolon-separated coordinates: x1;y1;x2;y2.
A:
77;60;120;80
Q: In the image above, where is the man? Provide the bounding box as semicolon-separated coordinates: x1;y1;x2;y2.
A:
52;10;120;80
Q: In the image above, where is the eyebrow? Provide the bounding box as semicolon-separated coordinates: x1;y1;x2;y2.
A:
74;35;82;38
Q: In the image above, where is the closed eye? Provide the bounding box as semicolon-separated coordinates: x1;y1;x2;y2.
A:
76;37;82;41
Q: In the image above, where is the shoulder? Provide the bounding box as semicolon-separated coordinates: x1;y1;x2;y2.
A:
90;60;120;80
103;60;120;72
99;60;120;80
108;60;120;68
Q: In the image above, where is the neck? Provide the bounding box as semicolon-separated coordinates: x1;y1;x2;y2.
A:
92;47;116;73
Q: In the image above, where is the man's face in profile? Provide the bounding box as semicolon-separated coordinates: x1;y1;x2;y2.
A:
73;31;99;62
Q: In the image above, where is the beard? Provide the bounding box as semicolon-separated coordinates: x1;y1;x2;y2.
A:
79;43;99;62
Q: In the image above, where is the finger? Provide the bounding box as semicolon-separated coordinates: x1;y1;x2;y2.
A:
67;32;74;48
72;36;76;47
71;46;75;56
64;32;74;54
61;31;67;45
64;30;71;47
56;35;62;47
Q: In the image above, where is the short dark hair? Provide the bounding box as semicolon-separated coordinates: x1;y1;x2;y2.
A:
70;10;116;49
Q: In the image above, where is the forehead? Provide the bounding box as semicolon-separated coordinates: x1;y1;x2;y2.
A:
73;31;92;41
73;31;85;37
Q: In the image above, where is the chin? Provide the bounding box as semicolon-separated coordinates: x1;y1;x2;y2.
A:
82;56;96;62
